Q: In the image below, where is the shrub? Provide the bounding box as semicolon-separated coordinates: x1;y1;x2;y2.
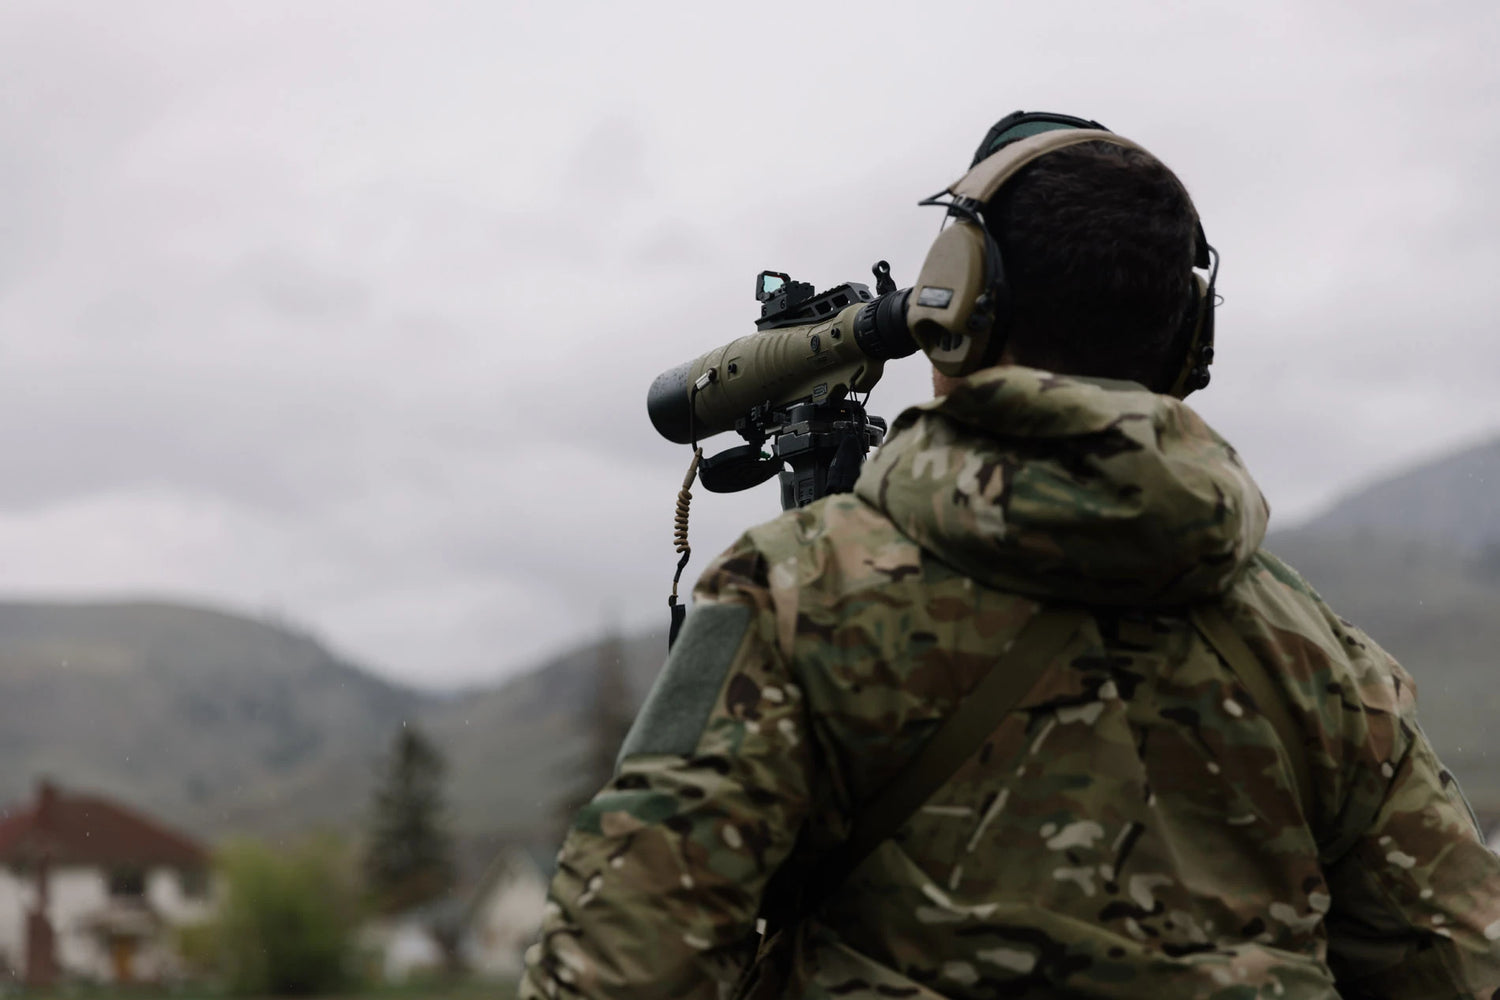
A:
213;836;361;995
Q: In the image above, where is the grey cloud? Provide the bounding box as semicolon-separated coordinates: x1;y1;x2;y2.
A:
565;116;655;205
0;0;1496;685
242;251;373;323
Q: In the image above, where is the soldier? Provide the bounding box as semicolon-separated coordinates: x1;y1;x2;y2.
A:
521;112;1500;998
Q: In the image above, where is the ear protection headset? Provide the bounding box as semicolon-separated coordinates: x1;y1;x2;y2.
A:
907;111;1219;398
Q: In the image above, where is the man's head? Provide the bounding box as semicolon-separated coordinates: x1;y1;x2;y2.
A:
933;128;1201;395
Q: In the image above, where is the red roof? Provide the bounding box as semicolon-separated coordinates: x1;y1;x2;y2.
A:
0;782;206;870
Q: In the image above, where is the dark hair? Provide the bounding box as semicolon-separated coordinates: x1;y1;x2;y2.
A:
980;141;1199;388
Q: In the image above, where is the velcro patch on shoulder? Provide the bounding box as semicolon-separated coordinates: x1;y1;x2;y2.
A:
616;603;753;763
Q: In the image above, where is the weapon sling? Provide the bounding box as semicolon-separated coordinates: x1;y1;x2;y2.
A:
741;605;1314;1000
789;604;1313;922
791;607;1084;919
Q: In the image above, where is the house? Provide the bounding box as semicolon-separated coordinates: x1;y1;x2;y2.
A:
359;895;465;983
359;844;549;982
460;846;550;978
0;780;213;987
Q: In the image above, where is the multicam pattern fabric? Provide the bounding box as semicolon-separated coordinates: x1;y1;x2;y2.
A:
521;366;1500;999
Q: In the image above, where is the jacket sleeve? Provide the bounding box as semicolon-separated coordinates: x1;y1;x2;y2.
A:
520;534;813;1000
1322;650;1500;999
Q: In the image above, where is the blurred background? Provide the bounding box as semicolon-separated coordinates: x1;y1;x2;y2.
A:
1;0;1497;995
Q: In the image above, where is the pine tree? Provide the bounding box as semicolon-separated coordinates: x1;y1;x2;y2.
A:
364;724;455;914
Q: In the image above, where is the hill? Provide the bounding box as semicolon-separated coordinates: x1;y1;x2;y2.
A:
1266;433;1500;812
1297;435;1500;550
0;598;665;844
421;629;666;841
0;601;425;837
3;433;1499;842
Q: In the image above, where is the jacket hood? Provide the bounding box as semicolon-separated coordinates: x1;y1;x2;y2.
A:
854;366;1269;606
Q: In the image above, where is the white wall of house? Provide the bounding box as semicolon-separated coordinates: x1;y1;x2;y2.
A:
0;867;112;979
146;868;214;925
50;868;111;979
0;865;213;982
359;917;446;982
0;868;24;974
463;858;548;979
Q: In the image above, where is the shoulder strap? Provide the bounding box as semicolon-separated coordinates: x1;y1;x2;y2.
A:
1191;606;1316;825
784;605;1314;927
797;608;1083;915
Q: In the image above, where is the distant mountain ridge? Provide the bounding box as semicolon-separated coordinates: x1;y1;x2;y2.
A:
421;629;666;840
1266;434;1500;815
2;430;1499;842
1296;434;1500;549
0;600;424;837
0;597;661;844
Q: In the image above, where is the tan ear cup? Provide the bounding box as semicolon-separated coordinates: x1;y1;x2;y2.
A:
911;129;1147;378
906;221;992;377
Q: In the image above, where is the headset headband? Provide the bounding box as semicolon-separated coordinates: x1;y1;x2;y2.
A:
964;115;1211;270
966;114;1212;269
909;114;1219;394
971;111;1108;167
950;128;1146;205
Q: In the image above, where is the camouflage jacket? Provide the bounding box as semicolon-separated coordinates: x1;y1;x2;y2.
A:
521;367;1500;999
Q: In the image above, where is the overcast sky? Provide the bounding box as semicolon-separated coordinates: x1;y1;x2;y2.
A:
1;1;1496;689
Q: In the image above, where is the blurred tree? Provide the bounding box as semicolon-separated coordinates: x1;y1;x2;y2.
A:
553;628;636;840
214;837;359;996
364;723;456;914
